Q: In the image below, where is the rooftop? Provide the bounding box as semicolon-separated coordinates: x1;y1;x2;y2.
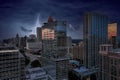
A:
27;67;45;73
69;60;79;66
0;46;18;53
73;66;99;77
109;48;120;54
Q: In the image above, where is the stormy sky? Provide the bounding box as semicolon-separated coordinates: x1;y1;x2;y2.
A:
0;0;120;39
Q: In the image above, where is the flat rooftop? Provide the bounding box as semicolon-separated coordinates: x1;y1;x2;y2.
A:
0;46;18;53
69;60;79;66
109;48;120;54
73;66;99;77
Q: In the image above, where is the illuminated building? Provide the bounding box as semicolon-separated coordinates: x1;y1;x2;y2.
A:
108;23;117;39
108;23;118;48
42;28;55;40
41;16;69;80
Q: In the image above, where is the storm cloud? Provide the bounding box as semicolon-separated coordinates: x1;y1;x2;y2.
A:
20;26;32;32
0;0;120;39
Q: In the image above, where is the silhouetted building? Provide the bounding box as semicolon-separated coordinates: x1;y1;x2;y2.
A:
19;36;27;49
36;27;42;41
15;33;20;47
110;36;117;49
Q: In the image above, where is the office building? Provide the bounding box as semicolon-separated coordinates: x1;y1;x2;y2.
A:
26;41;42;53
69;41;84;64
36;27;42;41
83;13;108;68
0;46;25;80
108;23;118;48
26;34;42;53
41;16;69;80
19;36;27;49
99;44;120;80
67;36;72;48
42;28;55;40
41;16;55;57
108;23;117;39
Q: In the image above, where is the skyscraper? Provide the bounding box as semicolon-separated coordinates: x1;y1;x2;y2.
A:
108;23;118;48
42;16;55;57
41;16;69;80
108;23;117;39
36;27;42;41
83;13;108;68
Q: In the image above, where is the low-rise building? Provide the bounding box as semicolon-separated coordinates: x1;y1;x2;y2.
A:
26;41;42;53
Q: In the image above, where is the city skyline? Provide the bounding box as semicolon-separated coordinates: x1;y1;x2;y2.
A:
0;0;120;39
0;1;120;79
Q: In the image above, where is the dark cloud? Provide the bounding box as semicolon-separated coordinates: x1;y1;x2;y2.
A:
0;0;120;39
20;26;32;32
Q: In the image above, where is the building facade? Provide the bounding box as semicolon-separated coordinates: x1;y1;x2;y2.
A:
83;13;108;68
36;27;42;41
41;16;69;80
69;41;84;64
99;44;120;80
0;46;25;80
26;41;42;53
108;23;118;48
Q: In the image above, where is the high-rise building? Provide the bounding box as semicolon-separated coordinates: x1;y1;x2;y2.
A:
36;27;42;41
19;36;27;49
41;16;69;80
54;20;67;57
41;16;55;57
69;41;84;64
99;44;120;80
83;13;108;68
67;36;72;48
54;20;69;80
108;23;118;48
108;23;117;39
42;28;55;40
0;46;25;80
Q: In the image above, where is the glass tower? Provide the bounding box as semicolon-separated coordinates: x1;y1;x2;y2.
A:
83;13;108;68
